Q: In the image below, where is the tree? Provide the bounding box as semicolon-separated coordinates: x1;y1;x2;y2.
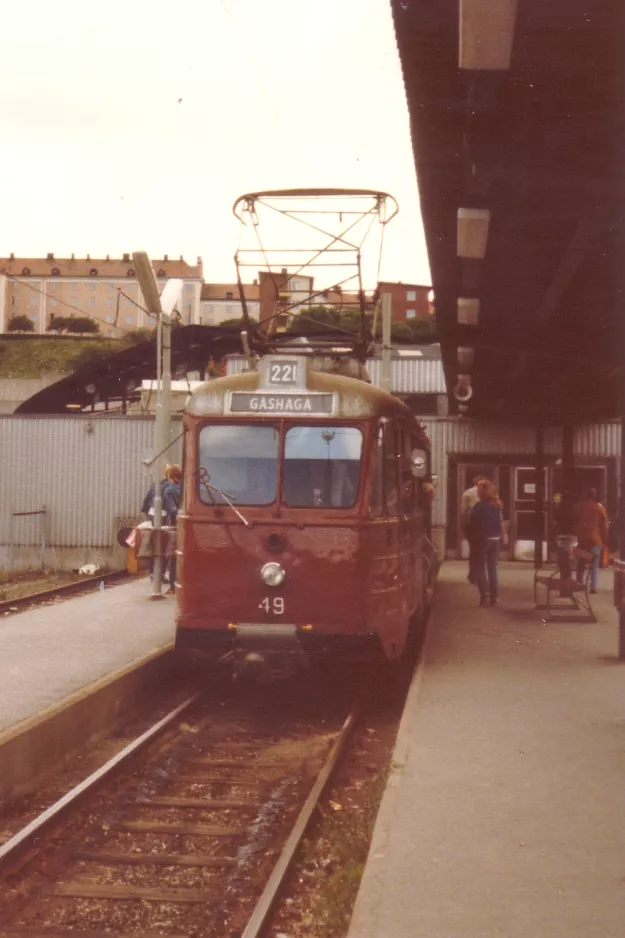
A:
390;322;414;341
48;316;99;335
70;317;100;335
288;305;371;334
123;327;156;345
7;315;35;333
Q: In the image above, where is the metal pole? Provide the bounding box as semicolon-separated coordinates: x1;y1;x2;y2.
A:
534;426;544;569
561;424;575;533
380;292;392;393
133;253;166;600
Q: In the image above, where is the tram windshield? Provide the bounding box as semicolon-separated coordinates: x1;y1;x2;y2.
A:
198;425;279;505
282;426;363;508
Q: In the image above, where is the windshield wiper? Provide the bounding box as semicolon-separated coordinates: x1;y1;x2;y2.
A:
197;468;252;528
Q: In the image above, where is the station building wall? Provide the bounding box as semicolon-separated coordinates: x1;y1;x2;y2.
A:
422;418;621;559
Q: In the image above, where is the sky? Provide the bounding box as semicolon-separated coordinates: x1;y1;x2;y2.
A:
0;0;430;289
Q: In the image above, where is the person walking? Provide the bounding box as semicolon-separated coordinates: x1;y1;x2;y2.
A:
163;464;182;596
470;480;505;607
573;487;609;594
461;474;485;584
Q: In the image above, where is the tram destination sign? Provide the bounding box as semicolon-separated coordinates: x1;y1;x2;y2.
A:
230;392;334;415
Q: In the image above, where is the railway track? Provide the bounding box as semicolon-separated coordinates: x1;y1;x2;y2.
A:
0;691;360;938
0;571;132;616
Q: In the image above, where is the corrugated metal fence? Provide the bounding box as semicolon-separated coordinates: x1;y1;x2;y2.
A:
1;415;182;548
421;418;621;528
226;354;447;394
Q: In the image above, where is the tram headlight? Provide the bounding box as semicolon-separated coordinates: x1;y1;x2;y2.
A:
261;562;286;587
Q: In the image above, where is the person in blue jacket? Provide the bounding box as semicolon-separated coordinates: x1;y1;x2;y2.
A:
469;480;505;607
162;464;181;595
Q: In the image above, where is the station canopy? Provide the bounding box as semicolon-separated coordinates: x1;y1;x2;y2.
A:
391;0;624;424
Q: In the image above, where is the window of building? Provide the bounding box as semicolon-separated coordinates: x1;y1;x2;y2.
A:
226;292;234;300
50;299;58;307
107;330;113;337
184;283;194;293
198;425;279;506
21;267;31;276
407;290;416;301
30;296;38;307
70;282;78;289
88;281;96;291
107;314;114;323
108;283;115;290
29;313;37;322
90;268;98;276
70;296;78;306
49;281;59;290
88;297;95;307
407;309;416;319
51;268;60;276
126;314;134;324
11;297;17;307
107;297;114;307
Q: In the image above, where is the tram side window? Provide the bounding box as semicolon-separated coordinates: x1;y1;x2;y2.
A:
369;427;384;517
370;423;400;517
411;433;428;508
283;426;363;508
384;424;400;515
198;424;279;505
399;426;416;514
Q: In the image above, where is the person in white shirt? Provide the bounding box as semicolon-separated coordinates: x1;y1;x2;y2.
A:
461;474;486;583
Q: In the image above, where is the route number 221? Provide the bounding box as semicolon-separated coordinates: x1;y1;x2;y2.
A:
269;363;296;384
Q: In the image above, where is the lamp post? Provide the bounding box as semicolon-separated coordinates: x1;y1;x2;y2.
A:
133;252;182;599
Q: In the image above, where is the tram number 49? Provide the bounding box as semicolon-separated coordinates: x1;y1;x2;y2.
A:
259;597;285;615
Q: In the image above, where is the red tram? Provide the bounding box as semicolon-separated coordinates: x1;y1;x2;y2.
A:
174;354;432;678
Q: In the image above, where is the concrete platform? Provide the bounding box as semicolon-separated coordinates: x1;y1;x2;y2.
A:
0;578;175;734
348;561;625;938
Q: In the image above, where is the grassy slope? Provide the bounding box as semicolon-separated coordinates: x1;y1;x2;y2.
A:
0;337;126;378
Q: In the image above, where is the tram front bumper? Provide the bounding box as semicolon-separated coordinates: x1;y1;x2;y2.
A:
231;623;308;682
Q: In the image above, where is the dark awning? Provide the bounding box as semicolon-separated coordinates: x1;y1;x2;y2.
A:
391;0;625;423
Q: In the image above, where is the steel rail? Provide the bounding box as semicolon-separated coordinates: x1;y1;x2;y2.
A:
240;702;361;938
0;570;130;615
0;692;204;874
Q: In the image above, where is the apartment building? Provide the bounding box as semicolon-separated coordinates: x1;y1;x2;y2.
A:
0;254;203;336
199;282;260;325
377;281;431;321
258;270;315;330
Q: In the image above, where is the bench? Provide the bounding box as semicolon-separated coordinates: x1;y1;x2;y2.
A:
534;546;596;623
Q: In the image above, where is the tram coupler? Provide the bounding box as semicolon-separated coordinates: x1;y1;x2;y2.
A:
232;624;309;683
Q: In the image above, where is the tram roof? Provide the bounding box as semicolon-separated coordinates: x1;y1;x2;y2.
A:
186;366;427;433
